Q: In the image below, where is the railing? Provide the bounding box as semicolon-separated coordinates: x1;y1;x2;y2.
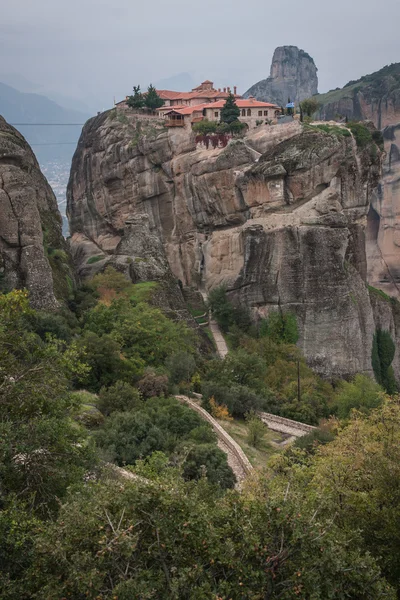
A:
165;119;184;127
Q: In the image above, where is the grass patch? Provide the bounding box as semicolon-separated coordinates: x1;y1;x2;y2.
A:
368;285;391;303
87;255;105;265
313;124;351;138
217;417;285;470
129;281;158;303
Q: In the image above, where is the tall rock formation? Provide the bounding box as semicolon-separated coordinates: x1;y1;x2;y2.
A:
0;115;73;309
243;46;318;106
317;63;400;129
367;124;400;296
67;107;397;380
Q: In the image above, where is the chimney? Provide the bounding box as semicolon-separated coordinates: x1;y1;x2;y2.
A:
223;87;226;93
218;88;221;92
227;86;231;93
234;86;237;95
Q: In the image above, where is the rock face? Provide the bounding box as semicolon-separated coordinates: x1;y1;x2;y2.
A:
67;107;397;379
0;116;73;309
243;46;318;106
317;63;400;129
367;124;400;297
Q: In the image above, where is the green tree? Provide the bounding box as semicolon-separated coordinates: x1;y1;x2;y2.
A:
0;290;95;515
126;85;145;109
220;91;240;124
97;381;142;416
259;311;299;344
372;329;397;393
333;373;383;418
299;97;319;117
144;84;164;111
25;474;395;599
246;413;266;448
312;398;400;591
207;285;234;331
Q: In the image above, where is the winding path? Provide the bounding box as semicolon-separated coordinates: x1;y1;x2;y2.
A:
176;395;253;485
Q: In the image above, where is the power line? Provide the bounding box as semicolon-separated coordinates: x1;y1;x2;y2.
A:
30;142;78;146
10;123;85;126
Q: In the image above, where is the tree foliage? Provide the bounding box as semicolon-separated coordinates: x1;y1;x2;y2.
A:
144;83;164;110
126;85;145;109
220;91;240;124
299;97;319;117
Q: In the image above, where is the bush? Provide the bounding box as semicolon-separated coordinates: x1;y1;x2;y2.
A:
209;396;232;421
346;121;373;148
333;374;383;418
98;381;142;416
137;371;169;399
294;427;335;453
207;285;234;332
183;444;236;488
202;381;269;418
166;352;196;384
86;255;105;265
259;311;299;344
246;413;265;448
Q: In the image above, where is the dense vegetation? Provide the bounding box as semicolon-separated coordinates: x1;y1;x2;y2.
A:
1;272;400;598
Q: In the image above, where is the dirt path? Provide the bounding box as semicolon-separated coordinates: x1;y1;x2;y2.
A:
176;395;253;486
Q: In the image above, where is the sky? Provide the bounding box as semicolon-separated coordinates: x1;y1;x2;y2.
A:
0;0;399;114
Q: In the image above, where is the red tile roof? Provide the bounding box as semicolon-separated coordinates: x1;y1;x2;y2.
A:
201;99;280;109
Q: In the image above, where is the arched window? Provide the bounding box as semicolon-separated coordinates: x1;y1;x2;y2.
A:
241;109;246;117
247;109;251;116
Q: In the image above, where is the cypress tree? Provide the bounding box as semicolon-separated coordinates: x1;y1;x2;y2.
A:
144;84;164;111
220;92;240;124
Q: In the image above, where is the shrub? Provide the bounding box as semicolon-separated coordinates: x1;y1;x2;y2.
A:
246;413;265;448
166;352;196;384
208;285;234;332
202;381;269;418
346;121;373;148
137;371;169;399
209;396;232;421
294;427;335;453
182;444;236;488
333;373;383;418
86;255;105;265
259;311;299;344
98;381;142;416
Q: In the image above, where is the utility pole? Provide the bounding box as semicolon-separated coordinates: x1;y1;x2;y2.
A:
297;359;301;403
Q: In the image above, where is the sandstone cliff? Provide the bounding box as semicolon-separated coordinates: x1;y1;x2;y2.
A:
67;107;396;379
317;63;400;129
0;116;73;309
367;124;400;297
243;46;318;106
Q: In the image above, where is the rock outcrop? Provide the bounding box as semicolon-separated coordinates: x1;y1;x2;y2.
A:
0;116;73;309
317;63;400;129
367;124;400;297
67;107;396;379
243;46;318;106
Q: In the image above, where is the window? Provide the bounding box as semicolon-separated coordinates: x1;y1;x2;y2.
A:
258;110;262;116
247;109;251;116
214;112;219;117
241;109;246;117
264;110;268;116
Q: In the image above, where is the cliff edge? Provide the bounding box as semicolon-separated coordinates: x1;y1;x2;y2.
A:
0;116;73;309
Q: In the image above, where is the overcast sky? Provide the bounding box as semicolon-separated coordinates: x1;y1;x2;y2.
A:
0;0;399;114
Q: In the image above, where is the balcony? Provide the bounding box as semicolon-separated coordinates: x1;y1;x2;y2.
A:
165;118;185;127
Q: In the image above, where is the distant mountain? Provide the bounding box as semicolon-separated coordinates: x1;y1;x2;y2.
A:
0;72;92;113
243;46;318;106
316;63;400;129
0;81;91;162
154;72;195;91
